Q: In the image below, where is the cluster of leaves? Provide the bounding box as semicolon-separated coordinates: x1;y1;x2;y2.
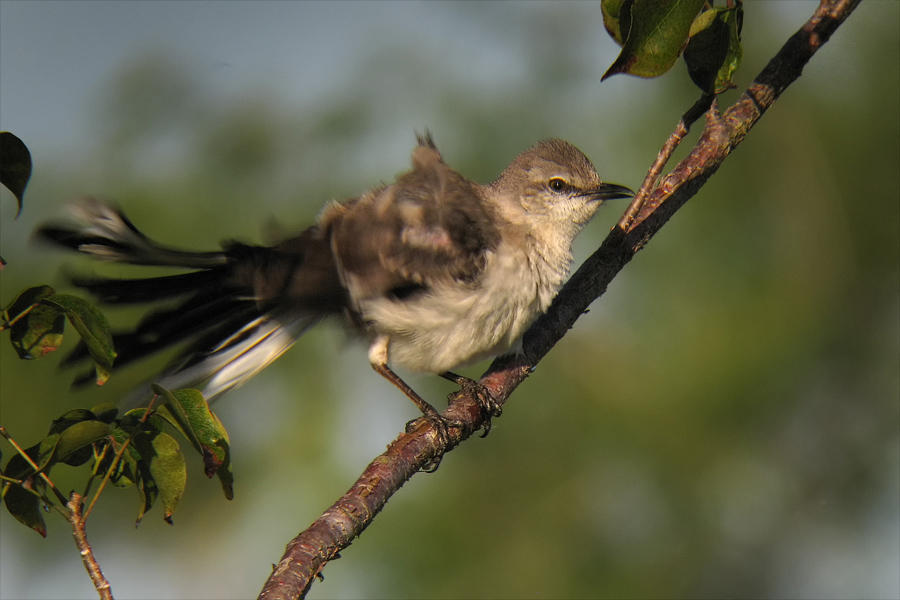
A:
2;133;115;384
1;133;232;541
601;0;743;94
2;285;116;385
1;385;233;536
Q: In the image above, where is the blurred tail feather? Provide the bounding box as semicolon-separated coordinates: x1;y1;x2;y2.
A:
37;198;330;405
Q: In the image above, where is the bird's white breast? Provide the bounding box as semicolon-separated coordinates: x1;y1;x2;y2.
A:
359;238;568;373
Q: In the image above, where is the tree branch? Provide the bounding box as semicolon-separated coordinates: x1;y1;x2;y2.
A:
67;493;113;600
258;1;861;597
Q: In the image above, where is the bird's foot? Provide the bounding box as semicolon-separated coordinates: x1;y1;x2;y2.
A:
405;405;458;472
442;372;502;437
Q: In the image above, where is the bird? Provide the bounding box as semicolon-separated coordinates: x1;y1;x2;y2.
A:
36;134;633;436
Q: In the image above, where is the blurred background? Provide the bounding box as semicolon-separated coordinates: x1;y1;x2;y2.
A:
1;2;897;599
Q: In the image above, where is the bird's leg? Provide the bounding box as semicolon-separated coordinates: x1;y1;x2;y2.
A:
369;337;453;470
440;371;502;437
372;363;454;472
371;363;446;427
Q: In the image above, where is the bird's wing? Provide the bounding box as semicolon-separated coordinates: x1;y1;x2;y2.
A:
325;145;501;302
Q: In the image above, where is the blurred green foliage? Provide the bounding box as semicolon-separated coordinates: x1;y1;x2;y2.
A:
0;3;897;599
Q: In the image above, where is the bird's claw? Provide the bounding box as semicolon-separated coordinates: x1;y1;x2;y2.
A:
405;410;458;472
444;373;501;437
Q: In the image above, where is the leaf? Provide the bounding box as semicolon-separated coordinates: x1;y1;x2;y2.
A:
210;438;234;501
153;385;234;500
43;294;116;384
131;428;186;524
601;0;631;47
148;432;186;524
602;0;706;80
34;411;111;472
102;426;141;488
2;449;47;536
51;408;99;431
0;131;32;218
684;2;743;94
100;411;167;516
8;302;65;360
2;480;47;536
54;421;112;467
2;285;55;327
4;287;62;359
91;403;120;424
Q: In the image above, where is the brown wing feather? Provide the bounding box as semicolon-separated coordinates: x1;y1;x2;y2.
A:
327;144;500;302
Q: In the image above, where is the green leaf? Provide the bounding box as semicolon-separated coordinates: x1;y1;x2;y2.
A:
34;413;111;472
684;2;743;94
43;294;116;384
601;0;631;47
91;403;120;424
101;426;141;488
602;0;706;80
51;408;99;431
148;432;186;524
132;428;186;524
54;420;112;467
2;449;47;536
2;480;47;536
115;411;166;500
2;285;55;327
0;131;32;218
102;411;168;516
9;302;65;360
153;385;234;500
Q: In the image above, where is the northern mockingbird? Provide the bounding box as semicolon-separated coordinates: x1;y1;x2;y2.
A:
38;135;633;433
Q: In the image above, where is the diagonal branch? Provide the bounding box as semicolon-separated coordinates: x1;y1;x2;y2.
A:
258;1;861;597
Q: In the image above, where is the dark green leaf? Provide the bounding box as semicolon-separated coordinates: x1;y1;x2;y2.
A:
602;0;706;80
120;408;166;434
102;426;140;488
2;449;47;536
131;428;185;524
2;480;47;536
684;3;743;94
601;0;631;47
34;419;110;472
43;294;116;384
134;454;159;526
51;408;99;431
210;438;234;501
91;403;120;424
54;420;111;467
2;285;55;327
9;302;65;360
0;131;32;218
36;433;61;472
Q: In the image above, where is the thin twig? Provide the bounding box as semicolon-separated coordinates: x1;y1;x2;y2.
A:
617;92;713;231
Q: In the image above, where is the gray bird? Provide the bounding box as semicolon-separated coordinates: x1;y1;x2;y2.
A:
37;135;633;431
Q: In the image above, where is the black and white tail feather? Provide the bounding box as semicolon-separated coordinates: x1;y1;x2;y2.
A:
38;198;324;409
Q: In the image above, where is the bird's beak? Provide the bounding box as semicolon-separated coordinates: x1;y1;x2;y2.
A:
588;182;635;201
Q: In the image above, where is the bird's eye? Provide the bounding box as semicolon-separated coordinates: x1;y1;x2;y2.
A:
549;178;567;192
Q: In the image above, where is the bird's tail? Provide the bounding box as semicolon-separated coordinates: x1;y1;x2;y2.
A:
36;198;323;407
